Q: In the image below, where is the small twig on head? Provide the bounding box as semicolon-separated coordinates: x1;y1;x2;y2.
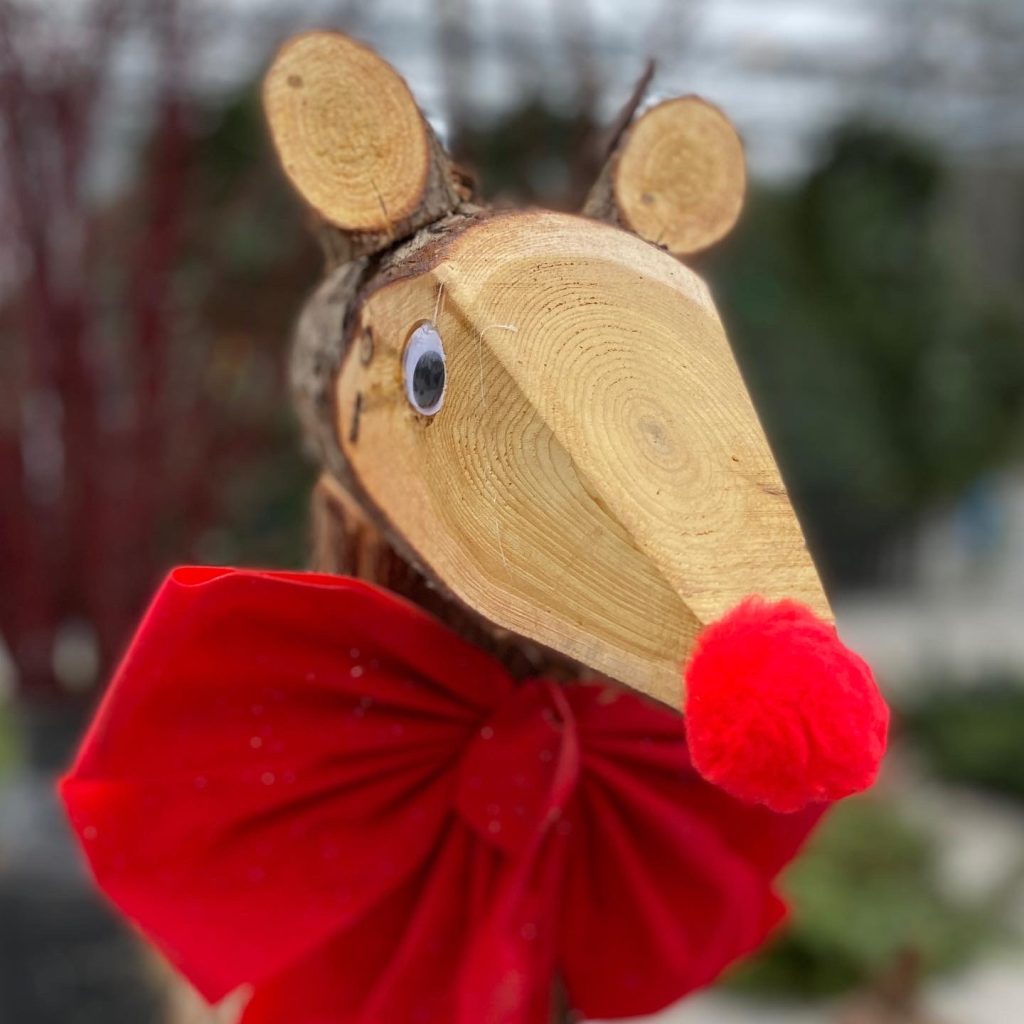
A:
601;58;656;159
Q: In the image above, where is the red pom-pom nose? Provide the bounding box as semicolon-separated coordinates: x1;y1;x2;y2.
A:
683;598;889;814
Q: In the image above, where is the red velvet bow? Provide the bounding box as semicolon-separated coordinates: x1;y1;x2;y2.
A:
61;567;822;1023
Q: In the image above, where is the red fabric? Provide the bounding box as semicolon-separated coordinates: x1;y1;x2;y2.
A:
684;597;890;813
61;567;823;1023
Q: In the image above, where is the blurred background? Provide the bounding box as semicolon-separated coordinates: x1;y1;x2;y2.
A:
1;0;1023;1021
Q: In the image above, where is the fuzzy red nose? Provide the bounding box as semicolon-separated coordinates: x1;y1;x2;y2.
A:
682;598;889;814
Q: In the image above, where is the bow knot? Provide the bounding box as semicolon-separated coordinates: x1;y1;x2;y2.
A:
456;680;580;855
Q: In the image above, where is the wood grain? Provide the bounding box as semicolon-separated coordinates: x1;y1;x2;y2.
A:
311;473;593;683
586;96;746;256
334;210;828;707
263;32;461;262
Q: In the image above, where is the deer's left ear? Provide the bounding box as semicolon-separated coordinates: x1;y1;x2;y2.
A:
585;96;746;257
263;31;463;262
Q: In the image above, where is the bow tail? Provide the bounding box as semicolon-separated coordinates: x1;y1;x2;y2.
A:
560;770;776;1019
452;679;580;1024
242;819;562;1024
455;827;569;1024
238;834;463;1024
559;684;823;1020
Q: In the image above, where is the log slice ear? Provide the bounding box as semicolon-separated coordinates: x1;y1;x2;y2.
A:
263;32;461;257
587;96;746;257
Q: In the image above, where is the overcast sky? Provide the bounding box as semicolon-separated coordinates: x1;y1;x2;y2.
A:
50;0;1024;195
184;0;1024;174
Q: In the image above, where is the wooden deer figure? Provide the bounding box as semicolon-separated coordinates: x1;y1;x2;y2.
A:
273;31;822;698
61;31;888;1024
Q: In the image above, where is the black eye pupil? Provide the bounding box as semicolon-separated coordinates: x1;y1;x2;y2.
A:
412;350;445;410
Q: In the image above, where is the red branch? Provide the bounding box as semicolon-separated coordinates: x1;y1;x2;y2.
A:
0;0;239;699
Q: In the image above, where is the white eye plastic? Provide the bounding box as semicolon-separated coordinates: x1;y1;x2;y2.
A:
403;322;446;416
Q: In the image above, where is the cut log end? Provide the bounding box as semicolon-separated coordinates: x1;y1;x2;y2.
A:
263;31;459;253
590;96;746;257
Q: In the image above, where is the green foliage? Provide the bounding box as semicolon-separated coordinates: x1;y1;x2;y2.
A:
452;99;597;208
162;90;321;573
192;90;315;280
901;682;1024;800
701;124;1024;585
0;700;20;782
215;424;317;570
726;797;997;997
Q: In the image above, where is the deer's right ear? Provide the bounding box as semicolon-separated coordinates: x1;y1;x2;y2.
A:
585;96;747;258
263;32;462;260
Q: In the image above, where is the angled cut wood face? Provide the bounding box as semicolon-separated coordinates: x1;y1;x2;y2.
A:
336;211;828;707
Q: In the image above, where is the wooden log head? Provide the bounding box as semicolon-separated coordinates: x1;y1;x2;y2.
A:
264;33;829;709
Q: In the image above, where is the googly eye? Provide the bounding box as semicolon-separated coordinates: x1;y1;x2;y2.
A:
403;322;446;416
